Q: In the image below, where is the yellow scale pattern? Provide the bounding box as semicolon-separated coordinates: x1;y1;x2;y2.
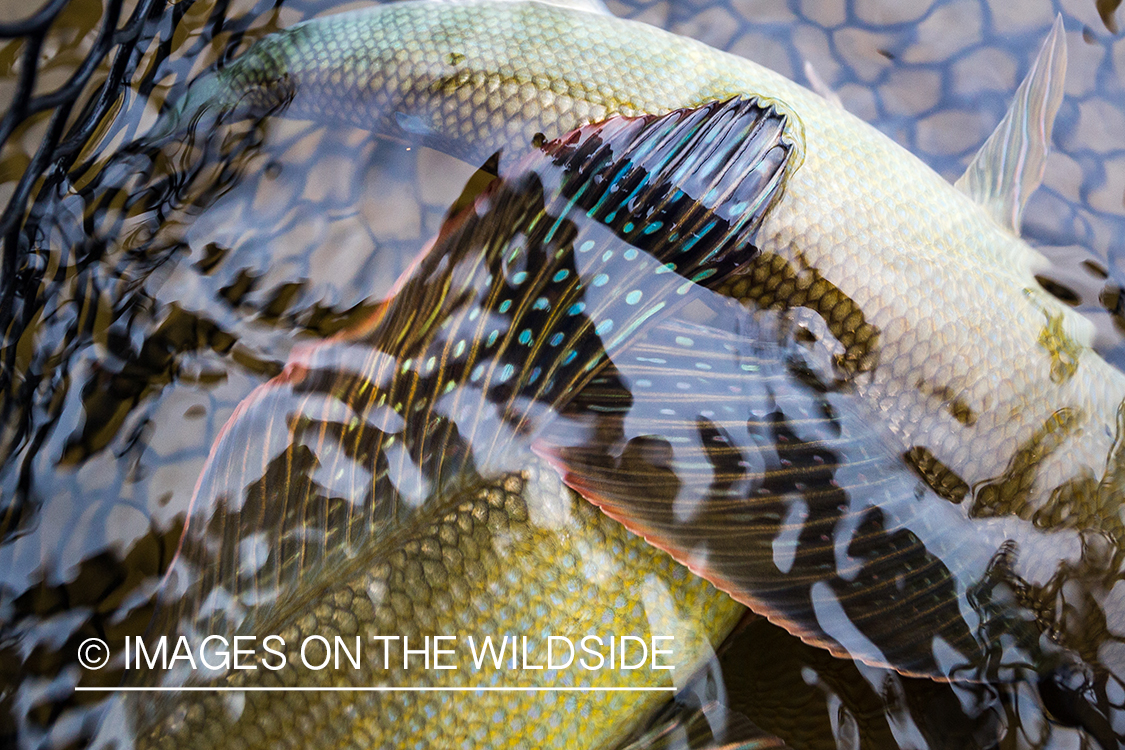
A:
136;465;742;750
118;0;1125;743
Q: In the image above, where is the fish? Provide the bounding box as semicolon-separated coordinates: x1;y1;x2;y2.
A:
148;0;1125;741
114;96;802;749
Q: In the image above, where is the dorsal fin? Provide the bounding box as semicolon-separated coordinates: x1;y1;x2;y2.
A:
803;60;843;110
528;0;613;14
148;98;794;655
954;15;1067;234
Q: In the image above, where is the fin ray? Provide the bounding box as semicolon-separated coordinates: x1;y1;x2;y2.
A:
954;15;1067;234
537;298;1044;679
803;60;843;110
150;99;794;655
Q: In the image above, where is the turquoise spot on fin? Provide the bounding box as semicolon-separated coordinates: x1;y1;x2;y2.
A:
536;95;794;286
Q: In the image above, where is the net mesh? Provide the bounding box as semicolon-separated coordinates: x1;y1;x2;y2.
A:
1;0;165;354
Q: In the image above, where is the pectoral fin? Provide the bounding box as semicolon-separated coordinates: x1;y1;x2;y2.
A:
954;15;1066;234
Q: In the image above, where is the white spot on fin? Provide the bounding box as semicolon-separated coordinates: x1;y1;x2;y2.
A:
803;60;843;110
954;15;1067;235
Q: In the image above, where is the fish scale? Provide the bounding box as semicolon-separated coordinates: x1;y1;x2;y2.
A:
133;466;742;750
152;0;1125;739
122;98;793;748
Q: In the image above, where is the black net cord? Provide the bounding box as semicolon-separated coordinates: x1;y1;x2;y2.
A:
0;0;173;436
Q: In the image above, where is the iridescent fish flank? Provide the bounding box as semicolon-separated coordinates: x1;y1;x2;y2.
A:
115;98;794;749
146;0;1125;743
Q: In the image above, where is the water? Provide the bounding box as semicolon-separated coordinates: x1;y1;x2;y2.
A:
1;0;1124;748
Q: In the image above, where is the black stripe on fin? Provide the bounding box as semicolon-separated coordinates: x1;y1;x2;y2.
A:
525;95;792;283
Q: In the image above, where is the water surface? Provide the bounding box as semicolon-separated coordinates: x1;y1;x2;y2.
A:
1;0;1124;748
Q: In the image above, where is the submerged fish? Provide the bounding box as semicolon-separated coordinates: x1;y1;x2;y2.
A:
147;0;1125;742
117;98;799;748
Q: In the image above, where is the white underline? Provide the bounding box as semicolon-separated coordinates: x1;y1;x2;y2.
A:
74;686;674;692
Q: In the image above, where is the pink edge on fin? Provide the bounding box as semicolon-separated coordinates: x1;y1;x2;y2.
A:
167;377;278;592
340;184;500;340
531;439;863;672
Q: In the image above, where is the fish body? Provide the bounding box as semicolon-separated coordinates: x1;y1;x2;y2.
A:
124;98;801;748
169;0;1125;513
130;463;741;750
164;0;1125;684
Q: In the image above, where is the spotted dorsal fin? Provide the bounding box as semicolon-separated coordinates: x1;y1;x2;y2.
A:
954;15;1067;234
149;98;793;655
